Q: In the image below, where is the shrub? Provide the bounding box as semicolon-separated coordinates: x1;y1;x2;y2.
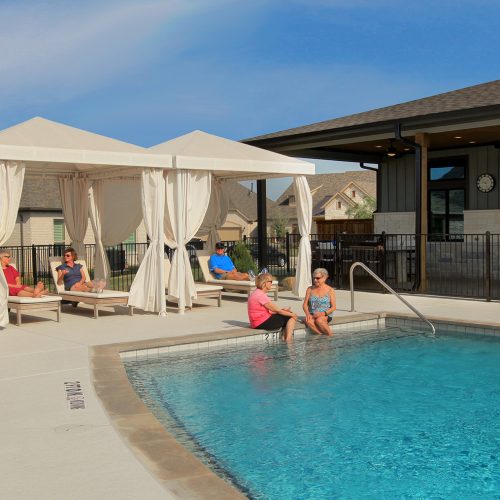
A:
230;242;257;273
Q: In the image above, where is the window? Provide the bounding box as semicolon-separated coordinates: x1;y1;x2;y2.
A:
429;164;465;181
123;232;136;244
352;190;356;198
428;157;466;240
337;201;342;209
53;219;65;243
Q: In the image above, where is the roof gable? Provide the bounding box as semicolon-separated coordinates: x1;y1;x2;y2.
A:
276;171;376;205
341;180;372;198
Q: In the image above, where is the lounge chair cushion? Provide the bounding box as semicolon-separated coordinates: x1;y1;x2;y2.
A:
8;296;62;304
193;283;223;292
206;278;277;287
61;290;129;299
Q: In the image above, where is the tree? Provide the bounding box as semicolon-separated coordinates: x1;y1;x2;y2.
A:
345;196;376;219
271;216;288;238
229;242;257;273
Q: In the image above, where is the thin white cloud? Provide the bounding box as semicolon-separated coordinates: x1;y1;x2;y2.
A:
0;0;224;106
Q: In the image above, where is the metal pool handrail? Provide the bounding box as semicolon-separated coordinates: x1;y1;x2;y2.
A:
349;262;436;336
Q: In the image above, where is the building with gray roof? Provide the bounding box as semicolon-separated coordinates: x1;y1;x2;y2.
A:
245;79;500;294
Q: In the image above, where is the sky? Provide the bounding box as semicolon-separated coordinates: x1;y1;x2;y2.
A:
1;0;499;199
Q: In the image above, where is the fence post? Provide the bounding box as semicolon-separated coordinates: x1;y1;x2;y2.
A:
31;244;38;283
285;232;290;273
485;231;491;302
335;232;342;288
381;231;387;282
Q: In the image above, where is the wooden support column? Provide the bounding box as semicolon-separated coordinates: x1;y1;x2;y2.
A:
415;133;429;293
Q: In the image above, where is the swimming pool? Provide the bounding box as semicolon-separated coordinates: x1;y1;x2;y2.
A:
125;326;500;499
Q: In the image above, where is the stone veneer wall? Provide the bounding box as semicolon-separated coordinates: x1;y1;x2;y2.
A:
375;210;500;235
374;212;415;234
464;210;500;234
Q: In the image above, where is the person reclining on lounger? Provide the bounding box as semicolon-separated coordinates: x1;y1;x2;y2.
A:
209;242;253;281
0;249;47;298
56;247;103;292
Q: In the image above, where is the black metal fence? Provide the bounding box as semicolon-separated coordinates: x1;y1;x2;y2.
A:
4;243;148;292
3;232;499;300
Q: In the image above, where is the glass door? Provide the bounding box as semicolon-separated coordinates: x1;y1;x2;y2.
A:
428;157;466;241
429;188;464;240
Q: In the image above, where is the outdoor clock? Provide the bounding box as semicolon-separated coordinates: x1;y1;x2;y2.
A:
476;173;495;193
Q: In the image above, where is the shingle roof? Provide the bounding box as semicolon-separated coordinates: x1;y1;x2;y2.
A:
246;80;500;142
312;195;332;217
226;182;275;221
269;171;376;220
19;179;61;210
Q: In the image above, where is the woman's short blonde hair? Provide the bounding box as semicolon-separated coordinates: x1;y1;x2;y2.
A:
312;267;328;278
255;273;273;289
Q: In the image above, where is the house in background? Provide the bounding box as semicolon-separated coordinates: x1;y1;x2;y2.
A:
268;171;376;234
5;178;145;247
4;179;273;247
217;182;274;241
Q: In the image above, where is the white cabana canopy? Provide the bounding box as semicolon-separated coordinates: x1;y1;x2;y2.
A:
0;117;173;327
152;129;314;180
0;117;167;176
0;119;315;327
149;130;315;312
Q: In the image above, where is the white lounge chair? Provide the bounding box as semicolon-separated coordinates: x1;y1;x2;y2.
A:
164;258;222;307
6;262;62;326
196;250;278;300
49;257;133;319
8;295;62;326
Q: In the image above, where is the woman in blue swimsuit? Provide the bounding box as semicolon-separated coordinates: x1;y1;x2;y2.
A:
302;267;336;336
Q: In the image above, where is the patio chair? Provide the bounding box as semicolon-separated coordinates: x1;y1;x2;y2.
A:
49;257;133;319
164;258;222;307
7;262;62;326
196;250;278;300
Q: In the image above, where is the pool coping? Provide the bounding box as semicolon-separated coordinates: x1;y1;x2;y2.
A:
90;312;500;499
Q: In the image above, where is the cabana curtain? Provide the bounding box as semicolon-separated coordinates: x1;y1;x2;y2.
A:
88;180;142;281
198;178;229;251
127;169;166;314
59;176;90;259
293;175;312;298
0;161;25;327
165;169;212;311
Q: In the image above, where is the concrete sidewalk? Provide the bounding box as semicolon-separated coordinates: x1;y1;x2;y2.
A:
0;290;498;499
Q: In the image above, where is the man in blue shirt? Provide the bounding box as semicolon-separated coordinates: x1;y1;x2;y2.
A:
209;242;253;280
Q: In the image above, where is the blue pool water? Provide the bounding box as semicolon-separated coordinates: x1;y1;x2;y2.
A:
125;328;500;499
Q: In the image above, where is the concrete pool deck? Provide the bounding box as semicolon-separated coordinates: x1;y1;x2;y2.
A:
1;289;499;499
